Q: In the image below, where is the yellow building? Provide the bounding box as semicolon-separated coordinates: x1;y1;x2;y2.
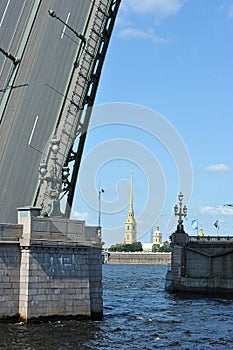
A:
123;170;137;244
153;225;162;247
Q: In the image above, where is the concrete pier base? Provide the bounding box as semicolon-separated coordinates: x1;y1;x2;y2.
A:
165;224;233;294
0;208;103;322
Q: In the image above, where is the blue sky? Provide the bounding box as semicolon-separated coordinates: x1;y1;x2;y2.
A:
71;0;233;247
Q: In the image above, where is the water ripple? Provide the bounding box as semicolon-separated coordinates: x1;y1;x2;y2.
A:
1;265;233;349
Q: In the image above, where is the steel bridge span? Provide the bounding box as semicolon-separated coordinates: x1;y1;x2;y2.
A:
0;0;120;223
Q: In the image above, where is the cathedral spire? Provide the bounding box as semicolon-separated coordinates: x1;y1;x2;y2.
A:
129;169;134;215
123;169;137;244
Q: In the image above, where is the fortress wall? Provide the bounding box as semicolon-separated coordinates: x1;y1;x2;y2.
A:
108;252;171;265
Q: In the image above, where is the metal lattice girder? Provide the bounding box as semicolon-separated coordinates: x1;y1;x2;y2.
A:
35;0;121;216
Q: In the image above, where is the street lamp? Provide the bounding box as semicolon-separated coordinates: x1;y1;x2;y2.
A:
0;47;20;65
48;10;86;44
98;188;104;227
174;191;187;225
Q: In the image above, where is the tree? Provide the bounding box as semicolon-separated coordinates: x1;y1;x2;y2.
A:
152;244;160;252
157;241;172;252
108;242;143;252
130;241;143;252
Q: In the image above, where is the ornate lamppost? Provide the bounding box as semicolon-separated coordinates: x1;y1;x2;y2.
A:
39;137;69;217
174;192;187;233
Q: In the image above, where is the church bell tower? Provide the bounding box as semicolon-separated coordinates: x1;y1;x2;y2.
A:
123;169;137;244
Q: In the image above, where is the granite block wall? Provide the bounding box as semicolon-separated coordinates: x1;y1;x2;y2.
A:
0;243;21;318
19;246;92;321
167;231;233;292
0;212;103;322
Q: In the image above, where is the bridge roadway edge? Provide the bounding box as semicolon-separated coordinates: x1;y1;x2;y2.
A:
0;0;99;223
0;0;41;121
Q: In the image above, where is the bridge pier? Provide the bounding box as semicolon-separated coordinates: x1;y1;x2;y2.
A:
0;208;103;322
165;224;233;294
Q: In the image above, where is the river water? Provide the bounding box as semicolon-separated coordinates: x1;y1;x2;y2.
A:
1;264;233;349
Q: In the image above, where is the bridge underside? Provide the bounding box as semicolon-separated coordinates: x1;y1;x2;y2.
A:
0;0;120;223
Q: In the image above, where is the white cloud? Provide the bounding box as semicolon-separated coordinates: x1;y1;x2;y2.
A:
118;27;166;42
125;0;186;18
117;0;186;42
204;163;231;173
200;206;233;216
71;211;89;221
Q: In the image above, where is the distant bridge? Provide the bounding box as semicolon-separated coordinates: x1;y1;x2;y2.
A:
0;0;120;223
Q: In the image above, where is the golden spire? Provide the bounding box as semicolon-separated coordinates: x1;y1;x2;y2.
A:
129;169;134;216
123;169;137;244
198;227;204;237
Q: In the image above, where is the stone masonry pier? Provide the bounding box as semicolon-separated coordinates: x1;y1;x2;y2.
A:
165;224;233;294
0;208;103;322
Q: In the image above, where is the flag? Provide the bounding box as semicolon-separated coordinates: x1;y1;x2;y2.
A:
214;220;219;229
191;219;198;230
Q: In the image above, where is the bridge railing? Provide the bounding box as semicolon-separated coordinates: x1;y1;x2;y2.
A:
188;235;233;243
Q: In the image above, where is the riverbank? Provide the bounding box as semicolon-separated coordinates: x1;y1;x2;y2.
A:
106;252;171;265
